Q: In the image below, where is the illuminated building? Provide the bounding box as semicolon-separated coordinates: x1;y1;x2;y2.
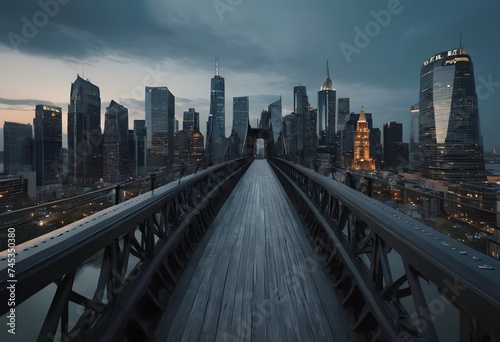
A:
418;48;486;182
189;130;205;164
351;105;375;171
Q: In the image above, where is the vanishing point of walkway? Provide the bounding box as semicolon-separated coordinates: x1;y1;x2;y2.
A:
155;160;355;341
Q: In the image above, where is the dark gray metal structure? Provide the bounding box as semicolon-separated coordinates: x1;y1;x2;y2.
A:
269;158;500;341
0;158;250;341
1;157;499;341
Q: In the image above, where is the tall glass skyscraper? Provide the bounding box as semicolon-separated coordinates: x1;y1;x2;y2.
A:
383;121;403;171
145;86;175;170
232;96;249;154
318;62;336;148
4;122;33;175
419;48;485;182
68;75;102;185
293;85;309;155
260;109;271;129
337;97;350;131
34;105;62;186
409;104;420;169
269;97;282;144
183;108;200;132
103;100;129;181
133;120;147;178
207;59;226;162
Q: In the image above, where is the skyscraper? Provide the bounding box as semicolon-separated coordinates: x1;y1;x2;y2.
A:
293;85;309;156
318;62;336;148
189;130;205;164
145;86;175;170
4;122;33;175
133;120;147;178
419;48;485;182
67;75;102;185
232;96;249;154
337;98;350;132
260;109;271;129
336;98;350;167
103;100;129;182
174;131;190;165
283;114;299;157
305;108;318;163
342;111;374;168
409;104;420;169
207;59;226;163
352;105;375;171
183;108;200;132
383;121;404;171
34;105;62;186
269;97;282;144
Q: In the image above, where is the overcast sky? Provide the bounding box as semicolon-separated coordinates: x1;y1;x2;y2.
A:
0;0;499;151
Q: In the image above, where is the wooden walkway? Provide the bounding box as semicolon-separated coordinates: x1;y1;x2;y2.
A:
155;160;355;341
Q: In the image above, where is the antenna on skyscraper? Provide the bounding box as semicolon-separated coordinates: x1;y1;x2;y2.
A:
215;58;220;76
459;32;466;53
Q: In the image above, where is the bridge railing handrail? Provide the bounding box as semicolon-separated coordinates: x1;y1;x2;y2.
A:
270;157;500;341
0;157;252;340
0;158;227;250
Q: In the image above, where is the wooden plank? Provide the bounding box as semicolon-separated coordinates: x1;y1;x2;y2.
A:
157;160;356;341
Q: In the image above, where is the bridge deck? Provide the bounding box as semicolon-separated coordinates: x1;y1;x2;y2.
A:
155;160;355;341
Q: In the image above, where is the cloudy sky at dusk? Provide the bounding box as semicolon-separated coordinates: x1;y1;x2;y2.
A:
0;0;499;150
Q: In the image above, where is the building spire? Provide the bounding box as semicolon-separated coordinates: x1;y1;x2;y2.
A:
321;60;334;91
359;103;366;121
215;58;220;76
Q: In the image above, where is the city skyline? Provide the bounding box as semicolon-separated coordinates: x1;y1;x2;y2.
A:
0;1;499;151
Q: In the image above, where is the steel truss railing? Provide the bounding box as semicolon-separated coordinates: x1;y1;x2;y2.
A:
0;158;251;341
269;158;500;342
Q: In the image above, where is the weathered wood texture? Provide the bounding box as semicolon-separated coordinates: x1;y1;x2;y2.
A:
157;160;354;341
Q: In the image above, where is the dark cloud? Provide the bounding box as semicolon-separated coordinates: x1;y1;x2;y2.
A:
1;0;499;148
0;97;58;107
